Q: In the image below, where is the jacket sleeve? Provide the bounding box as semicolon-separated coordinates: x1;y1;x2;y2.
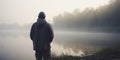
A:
30;24;35;41
46;24;54;43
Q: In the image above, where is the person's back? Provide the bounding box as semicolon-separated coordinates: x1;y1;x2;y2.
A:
30;12;54;60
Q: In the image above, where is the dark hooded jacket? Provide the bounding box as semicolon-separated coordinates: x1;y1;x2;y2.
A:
30;18;54;50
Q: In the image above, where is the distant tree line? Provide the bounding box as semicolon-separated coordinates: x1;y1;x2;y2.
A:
53;0;120;33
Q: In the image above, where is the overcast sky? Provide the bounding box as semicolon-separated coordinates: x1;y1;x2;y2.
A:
0;0;110;25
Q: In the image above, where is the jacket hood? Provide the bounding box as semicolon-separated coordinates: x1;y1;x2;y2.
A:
36;18;46;26
38;12;46;19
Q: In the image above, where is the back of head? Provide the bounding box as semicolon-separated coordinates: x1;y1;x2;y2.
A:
38;11;46;19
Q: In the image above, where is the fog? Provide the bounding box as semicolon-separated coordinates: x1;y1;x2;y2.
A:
52;0;120;54
0;25;120;60
0;0;120;60
53;0;120;33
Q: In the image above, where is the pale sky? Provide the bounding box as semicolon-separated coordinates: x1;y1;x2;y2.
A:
0;0;110;25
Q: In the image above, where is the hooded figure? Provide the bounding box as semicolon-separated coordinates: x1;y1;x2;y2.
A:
30;12;54;60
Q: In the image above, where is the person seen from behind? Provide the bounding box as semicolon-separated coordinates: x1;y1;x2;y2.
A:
30;11;54;60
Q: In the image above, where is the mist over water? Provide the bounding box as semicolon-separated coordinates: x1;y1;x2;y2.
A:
51;43;84;56
54;31;120;54
0;29;120;60
0;30;86;60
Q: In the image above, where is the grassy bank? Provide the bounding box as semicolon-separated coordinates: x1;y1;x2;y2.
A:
51;48;120;60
